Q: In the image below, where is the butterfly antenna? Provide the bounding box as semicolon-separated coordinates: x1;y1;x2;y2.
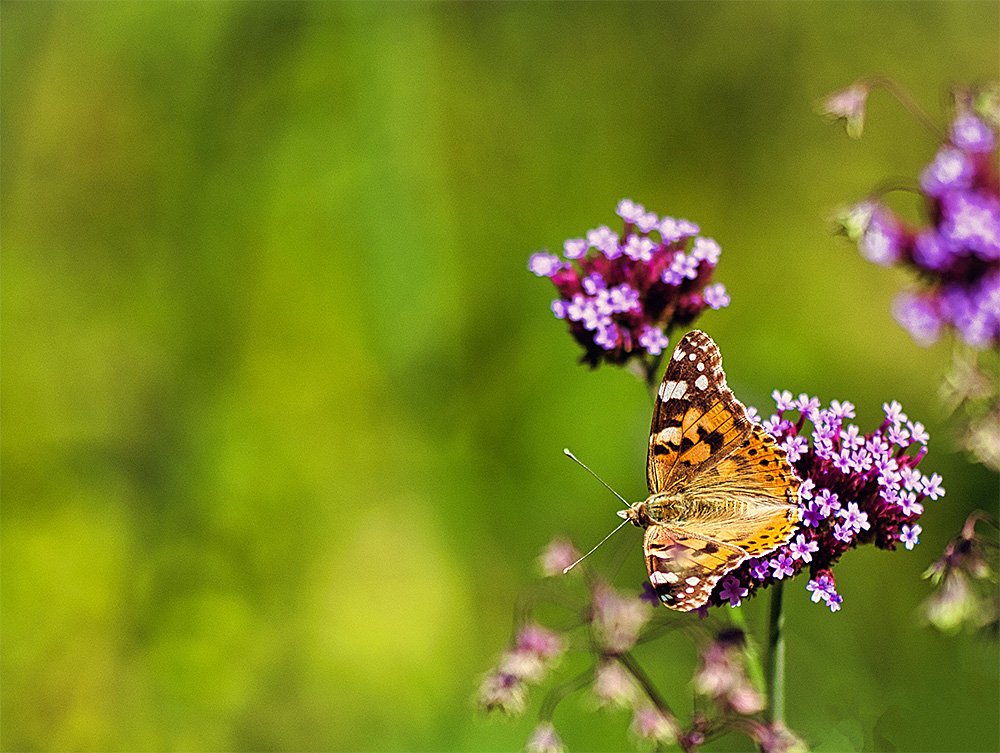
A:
562;448;631;507
561;517;631;574
561;448;634;574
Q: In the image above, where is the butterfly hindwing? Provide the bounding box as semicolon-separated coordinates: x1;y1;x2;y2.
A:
643;525;747;610
646;331;754;496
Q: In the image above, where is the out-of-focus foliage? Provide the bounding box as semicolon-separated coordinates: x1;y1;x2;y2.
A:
1;3;997;751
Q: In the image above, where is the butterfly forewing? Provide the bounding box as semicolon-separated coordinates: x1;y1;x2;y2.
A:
646;331;754;496
686;423;802;557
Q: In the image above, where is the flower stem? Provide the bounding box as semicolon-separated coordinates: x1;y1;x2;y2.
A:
538;669;593;721
616;652;695;753
616;651;672;716
764;581;786;725
728;606;766;694
863;74;948;142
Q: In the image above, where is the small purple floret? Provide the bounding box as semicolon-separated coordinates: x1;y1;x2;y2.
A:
719;576;748;607
703;283;730;310
951;112;996;152
529;252;563;277
900;524;922;550
769;554;795;580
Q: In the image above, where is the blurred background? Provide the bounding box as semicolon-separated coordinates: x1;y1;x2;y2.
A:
2;3;997;751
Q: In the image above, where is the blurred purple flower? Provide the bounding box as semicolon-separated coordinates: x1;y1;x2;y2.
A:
592;660;637;708
922;511;998;634
693;629;764;714
538;538;580;577
591;581;651;654
526;722;565;753
830;81;1000;348
819;83;870;139
631;705;680;745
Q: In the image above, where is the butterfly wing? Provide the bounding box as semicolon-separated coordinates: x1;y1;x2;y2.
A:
641;331;802;610
643;524;747;610
647;331;754;496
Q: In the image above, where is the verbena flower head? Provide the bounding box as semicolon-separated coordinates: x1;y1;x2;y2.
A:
693;629;763;715
592;660;638;708
529;200;729;369
591;581;651;654
538;538;580;577
631;705;681;746
819;82;871;139
477;622;565;714
704;395;943;612
525;722;566;753
831;81;1000;349
752;722;809;753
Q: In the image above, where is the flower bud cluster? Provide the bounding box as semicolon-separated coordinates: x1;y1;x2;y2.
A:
693;629;763;714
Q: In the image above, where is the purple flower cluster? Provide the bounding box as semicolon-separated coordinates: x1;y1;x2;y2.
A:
834;86;1000;348
478;623;565;715
529;200;730;368
706;395;943;612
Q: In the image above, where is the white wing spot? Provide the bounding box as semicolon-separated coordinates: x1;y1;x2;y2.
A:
696;362;704;371
665;572;679;583
656;426;682;446
672;381;687;399
688;352;697;361
673;348;687;361
685;576;700;586
650;572;671;585
695;374;709;391
685;586;695;594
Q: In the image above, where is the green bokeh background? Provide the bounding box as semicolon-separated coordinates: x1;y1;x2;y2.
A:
3;3;998;751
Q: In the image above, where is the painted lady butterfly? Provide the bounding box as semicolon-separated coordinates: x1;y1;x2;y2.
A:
619;330;801;611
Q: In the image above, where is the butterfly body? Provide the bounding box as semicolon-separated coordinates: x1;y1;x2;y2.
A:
641;490;749;522
627;330;801;611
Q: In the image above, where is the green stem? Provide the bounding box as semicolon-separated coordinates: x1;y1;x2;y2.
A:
728;606;765;694
764;581;786;725
538;669;593;721
865;75;948;142
616;652;695;753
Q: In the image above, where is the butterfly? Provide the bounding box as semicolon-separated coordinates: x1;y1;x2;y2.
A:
619;330;801;611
